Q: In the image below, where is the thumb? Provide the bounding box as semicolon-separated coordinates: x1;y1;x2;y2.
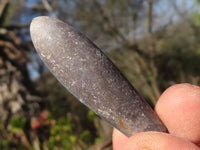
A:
121;132;200;150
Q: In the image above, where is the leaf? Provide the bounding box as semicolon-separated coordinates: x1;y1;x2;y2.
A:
193;12;200;26
87;110;96;121
196;49;200;55
11;116;26;129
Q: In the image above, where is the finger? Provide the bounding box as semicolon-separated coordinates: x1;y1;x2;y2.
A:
155;83;200;144
122;132;200;150
113;128;128;150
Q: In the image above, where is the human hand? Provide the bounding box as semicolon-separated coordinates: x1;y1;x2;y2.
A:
113;83;200;150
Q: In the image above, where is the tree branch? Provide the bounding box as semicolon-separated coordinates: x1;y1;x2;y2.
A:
42;0;56;18
0;0;9;17
92;0;127;43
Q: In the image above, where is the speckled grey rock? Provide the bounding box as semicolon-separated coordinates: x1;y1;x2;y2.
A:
30;16;166;137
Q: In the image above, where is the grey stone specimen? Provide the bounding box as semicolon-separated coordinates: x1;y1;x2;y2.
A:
30;16;166;137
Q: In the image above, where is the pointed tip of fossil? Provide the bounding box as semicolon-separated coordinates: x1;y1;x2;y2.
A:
30;16;47;39
31;16;45;29
30;16;54;35
30;15;81;62
30;16;65;54
31;16;50;24
30;16;82;55
30;16;73;42
31;16;52;25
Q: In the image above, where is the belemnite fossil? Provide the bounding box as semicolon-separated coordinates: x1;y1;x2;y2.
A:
30;16;166;137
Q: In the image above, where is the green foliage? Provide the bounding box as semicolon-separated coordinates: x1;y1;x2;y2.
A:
47;112;97;149
193;12;200;26
193;0;200;58
80;130;93;143
87;110;96;121
0;137;27;150
10;116;26;133
0;140;11;149
94;135;104;144
196;49;200;55
48;116;76;149
35;74;101;149
11;116;26;128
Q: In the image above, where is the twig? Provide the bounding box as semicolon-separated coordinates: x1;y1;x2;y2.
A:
92;0;126;43
0;0;9;17
42;0;56;18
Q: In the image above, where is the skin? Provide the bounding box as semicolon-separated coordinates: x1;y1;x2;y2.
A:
113;83;200;150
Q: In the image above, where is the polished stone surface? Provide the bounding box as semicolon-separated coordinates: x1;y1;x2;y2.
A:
30;16;166;137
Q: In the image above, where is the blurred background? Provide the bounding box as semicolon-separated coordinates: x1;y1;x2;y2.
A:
0;0;200;149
